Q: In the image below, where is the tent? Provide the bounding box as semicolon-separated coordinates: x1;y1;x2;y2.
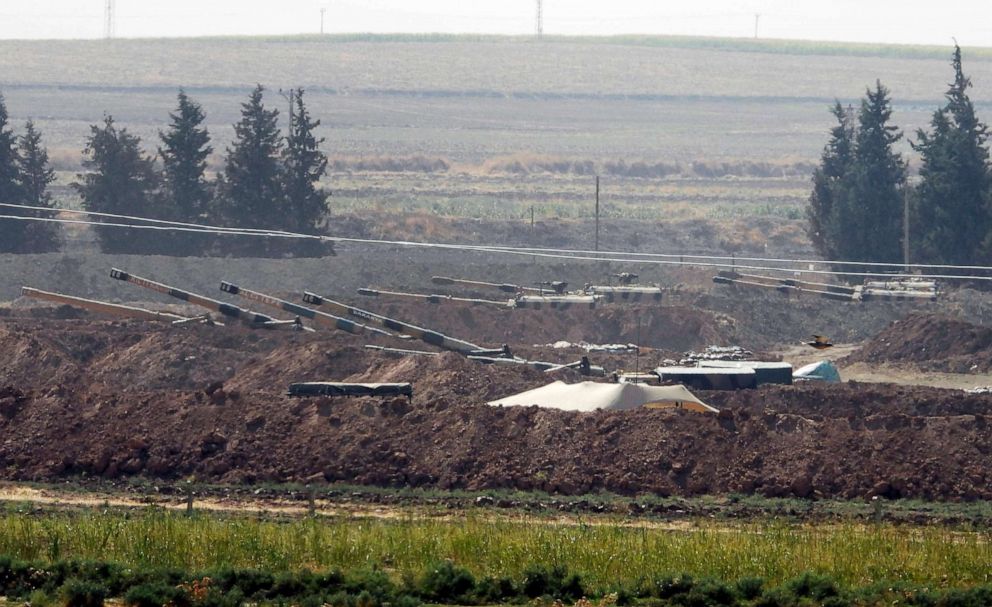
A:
793;360;841;382
487;381;717;413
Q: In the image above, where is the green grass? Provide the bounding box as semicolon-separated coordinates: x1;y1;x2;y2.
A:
2;507;992;589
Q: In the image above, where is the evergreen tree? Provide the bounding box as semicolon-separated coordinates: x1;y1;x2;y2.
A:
912;45;992;265
14;120;60;252
0;94;20;204
282;88;328;234
73;115;160;253
807;102;854;260
807;82;905;266
0;93;25;252
221;84;283;230
18;120;55;207
159;90;212;222
841;81;906;264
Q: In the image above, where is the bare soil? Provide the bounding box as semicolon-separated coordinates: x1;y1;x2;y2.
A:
3;311;992;502
843;313;992;373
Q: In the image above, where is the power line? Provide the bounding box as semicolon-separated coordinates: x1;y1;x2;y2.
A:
3;203;992;283
5;201;992;272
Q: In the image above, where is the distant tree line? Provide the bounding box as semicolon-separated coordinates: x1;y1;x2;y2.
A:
0;84;330;256
808;45;992;272
0;94;61;253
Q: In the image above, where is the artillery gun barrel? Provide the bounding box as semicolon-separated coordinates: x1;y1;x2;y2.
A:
431;276;540;294
21;286;188;322
365;345;439;357
109;268;288;327
586;285;663;302
303;291;487;355
358;287;511;307
220;282;392;337
468;355;607;377
514;294;597;310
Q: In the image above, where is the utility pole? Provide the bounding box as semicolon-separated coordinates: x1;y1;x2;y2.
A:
104;0;115;39
594;176;600;252
320;7;326;34
279;88;296;134
754;13;760;39
903;185;910;272
536;0;543;38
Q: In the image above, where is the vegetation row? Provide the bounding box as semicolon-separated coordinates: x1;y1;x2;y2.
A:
808;45;992;271
8;556;992;607
0;85;330;257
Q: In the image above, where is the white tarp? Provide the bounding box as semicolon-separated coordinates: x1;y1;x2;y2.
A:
487;381;717;413
793;360;841;382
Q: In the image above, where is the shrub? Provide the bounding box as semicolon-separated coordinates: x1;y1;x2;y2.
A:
649;575;695;600
785;572;839;601
474;576;517;603
60;580;108;607
343;569;395;606
124;582;191;607
677;579;738;607
735;577;764;601
209;568;273;599
521;565;584;601
753;587;797;607
419;561;476;603
28;589;57;607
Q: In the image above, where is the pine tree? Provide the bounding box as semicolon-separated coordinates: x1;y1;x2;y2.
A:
807;102;854;260
73;115;160;253
159;90;212;222
807;83;906;266
912;45;992;265
282;88;328;234
14;120;60;252
840;81;906;263
221;84;283;230
0;94;19;203
0;93;25;253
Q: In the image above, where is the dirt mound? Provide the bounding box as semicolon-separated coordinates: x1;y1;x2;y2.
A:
6;316;992;501
370;301;736;352
844;313;992;372
3;380;992;500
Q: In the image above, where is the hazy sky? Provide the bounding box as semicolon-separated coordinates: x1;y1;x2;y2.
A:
0;0;990;47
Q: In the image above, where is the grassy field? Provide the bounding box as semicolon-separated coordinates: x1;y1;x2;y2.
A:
2;506;992;589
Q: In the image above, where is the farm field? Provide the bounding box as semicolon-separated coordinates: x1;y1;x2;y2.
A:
5;34;992;256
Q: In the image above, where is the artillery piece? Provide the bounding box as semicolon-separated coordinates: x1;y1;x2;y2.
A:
109;269;306;330
302;291;494;355
220;282;394;337
20;286;198;323
304;290;604;375
428;275;598;309
430;273;664;306
357;287;512;308
583;272;663;303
